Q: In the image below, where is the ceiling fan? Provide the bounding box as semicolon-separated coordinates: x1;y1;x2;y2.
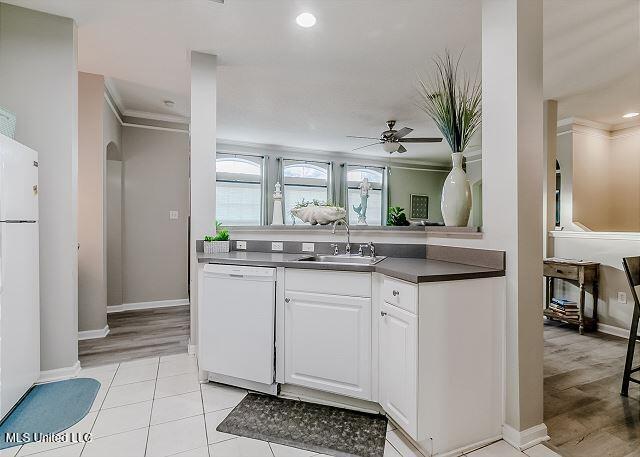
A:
347;120;442;154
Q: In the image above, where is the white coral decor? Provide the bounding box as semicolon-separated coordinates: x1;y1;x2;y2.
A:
291;205;347;225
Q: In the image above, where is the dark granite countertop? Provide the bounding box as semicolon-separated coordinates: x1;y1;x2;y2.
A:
197;251;504;283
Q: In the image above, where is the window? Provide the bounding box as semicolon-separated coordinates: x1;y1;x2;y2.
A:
283;161;330;225
346;166;385;226
216;155;263;226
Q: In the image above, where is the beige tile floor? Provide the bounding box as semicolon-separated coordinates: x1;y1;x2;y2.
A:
0;353;558;457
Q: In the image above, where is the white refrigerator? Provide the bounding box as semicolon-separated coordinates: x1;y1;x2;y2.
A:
0;134;40;419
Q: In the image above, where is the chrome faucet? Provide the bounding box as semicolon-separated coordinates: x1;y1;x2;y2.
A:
368;241;376;258
332;219;351;255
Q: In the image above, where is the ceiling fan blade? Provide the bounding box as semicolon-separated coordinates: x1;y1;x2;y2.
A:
352;141;381;151
392;127;413;139
347;135;379;140
398;137;443;143
397;144;407;153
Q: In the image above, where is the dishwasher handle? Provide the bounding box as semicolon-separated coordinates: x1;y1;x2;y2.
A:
202;264;276;281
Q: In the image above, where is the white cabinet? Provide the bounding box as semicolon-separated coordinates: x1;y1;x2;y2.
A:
379;301;418;438
284;270;372;400
378;277;504;455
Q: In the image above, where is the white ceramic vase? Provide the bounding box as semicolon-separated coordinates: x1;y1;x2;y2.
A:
441;152;471;227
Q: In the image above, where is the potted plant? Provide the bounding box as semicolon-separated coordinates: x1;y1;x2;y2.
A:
417;51;481;227
387;207;410;226
204;221;230;254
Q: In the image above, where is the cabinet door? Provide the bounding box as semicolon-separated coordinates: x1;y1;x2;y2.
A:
379;302;418;439
284;290;371;400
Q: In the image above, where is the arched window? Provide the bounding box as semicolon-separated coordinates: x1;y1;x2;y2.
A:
346;168;383;184
284;164;327;180
283;161;331;225
346;166;385;226
216;154;263;226
217;158;261;176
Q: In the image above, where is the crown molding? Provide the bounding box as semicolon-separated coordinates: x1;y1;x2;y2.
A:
557;117;611;132
122;109;189;124
216;138;455;168
557;116;640;134
104;79;126;115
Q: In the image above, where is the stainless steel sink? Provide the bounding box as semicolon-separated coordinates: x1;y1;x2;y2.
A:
297;254;386;265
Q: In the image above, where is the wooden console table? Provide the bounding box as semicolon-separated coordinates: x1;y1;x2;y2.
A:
543;258;600;334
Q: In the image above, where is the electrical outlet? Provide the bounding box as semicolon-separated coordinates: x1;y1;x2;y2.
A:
272;242;284;251
169;210;179;220
302;243;315;252
618;292;627;304
236;241;247;250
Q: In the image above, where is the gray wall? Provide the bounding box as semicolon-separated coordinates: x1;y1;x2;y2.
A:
122;126;189;304
0;3;79;371
388;167;448;223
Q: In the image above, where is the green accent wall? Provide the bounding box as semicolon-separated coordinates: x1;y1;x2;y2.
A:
388;167;448;223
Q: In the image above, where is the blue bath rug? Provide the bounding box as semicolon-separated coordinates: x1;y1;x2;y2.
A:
0;378;100;449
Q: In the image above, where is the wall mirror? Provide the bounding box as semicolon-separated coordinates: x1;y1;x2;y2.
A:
215;146;483;230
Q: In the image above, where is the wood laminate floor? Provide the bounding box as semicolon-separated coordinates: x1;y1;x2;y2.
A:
79;305;190;367
544;320;640;457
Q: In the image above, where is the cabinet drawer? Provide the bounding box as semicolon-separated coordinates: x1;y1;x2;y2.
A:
286;269;371;298
382;277;417;314
543;263;579;281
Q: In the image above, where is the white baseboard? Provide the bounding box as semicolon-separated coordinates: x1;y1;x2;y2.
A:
78;325;110;340
38;360;81;383
107;299;189;313
188;344;197;355
597;322;640;339
502;423;549;450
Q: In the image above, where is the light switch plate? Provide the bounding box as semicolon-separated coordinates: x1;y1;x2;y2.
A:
272;242;284;251
169;210;179;220
302;243;315;252
618;292;627;304
236;241;247;250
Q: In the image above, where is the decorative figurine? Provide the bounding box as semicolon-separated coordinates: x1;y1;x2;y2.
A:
352;177;371;225
271;181;284;225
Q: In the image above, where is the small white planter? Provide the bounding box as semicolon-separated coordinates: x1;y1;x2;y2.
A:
204;240;230;254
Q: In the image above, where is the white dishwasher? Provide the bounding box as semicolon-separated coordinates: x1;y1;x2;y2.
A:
198;263;277;393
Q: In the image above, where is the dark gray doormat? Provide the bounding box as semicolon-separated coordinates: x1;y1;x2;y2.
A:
216;393;388;457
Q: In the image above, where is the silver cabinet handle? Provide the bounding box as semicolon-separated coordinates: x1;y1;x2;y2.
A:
392;290;399;296
380;311;387;317
285;298;290;303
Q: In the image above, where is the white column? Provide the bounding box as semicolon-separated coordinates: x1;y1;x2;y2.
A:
482;0;546;447
189;52;217;350
543;100;558;257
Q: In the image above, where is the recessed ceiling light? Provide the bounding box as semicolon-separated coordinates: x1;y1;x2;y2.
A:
623;112;639;119
164;100;175;108
296;12;316;28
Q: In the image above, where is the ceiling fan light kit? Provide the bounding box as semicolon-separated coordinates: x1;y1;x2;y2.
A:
347;119;442;154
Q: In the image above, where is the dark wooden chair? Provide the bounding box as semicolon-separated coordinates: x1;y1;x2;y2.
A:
622;256;640;397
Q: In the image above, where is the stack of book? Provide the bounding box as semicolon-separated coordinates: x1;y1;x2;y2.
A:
550;298;579;318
